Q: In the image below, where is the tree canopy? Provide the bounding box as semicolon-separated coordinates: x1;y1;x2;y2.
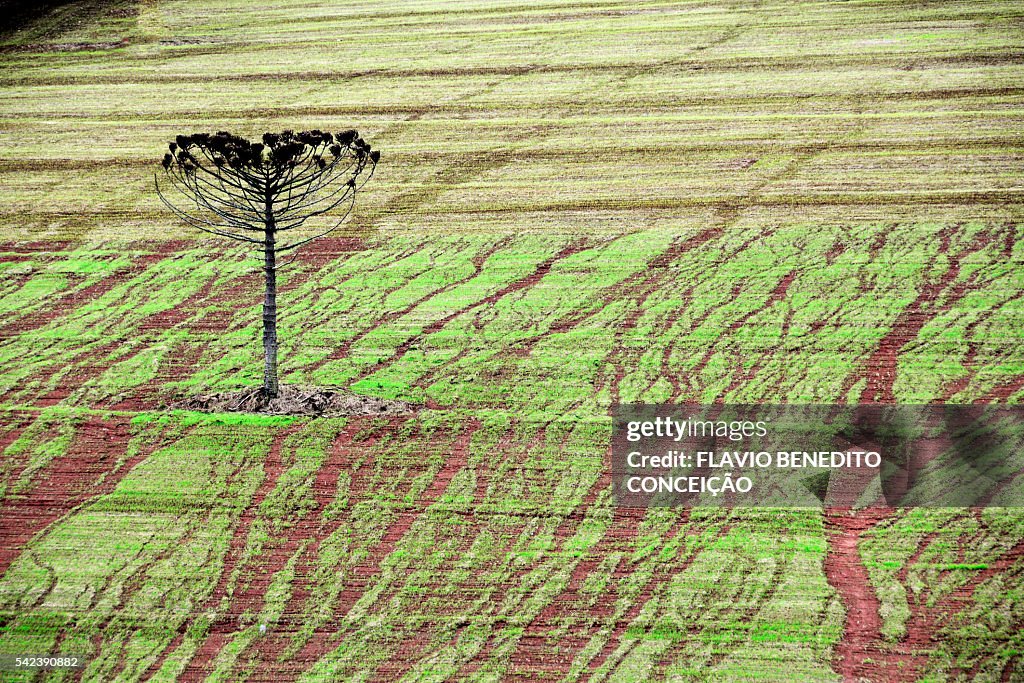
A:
157;128;379;255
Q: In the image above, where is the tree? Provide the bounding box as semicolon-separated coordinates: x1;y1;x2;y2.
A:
156;129;379;398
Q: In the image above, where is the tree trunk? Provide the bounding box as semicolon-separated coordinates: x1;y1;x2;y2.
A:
262;204;279;398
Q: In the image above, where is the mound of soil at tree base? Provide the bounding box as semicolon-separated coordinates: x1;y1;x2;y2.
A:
170;385;417;417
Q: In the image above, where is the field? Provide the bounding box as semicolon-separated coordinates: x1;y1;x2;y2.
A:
1;0;1023;681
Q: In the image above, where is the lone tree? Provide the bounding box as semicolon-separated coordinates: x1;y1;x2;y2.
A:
156;129;379;399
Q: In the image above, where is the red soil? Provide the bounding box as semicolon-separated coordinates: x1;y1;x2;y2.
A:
8;239;360;411
171;424;303;683
939;289;1021;401
824;509;890;681
242;419;387;679
290;237;367;269
660;225;783;403
451;457;623;680
364;423;483;679
680;269;795;402
654;523;785;677
603;229;725;403
237;419;478;682
871;514;1024;683
824;508;932;683
4;243;193;407
868;225;894;260
105;236;363;411
509;228;725;389
108;271;263;410
823;509;888;679
338;419;482;682
857;227;1000;403
502;505;644;680
573;512;699;678
101;520;207;682
3;225;1020;682
718;270;798;398
0;415;140;578
950;535;1024;678
181;421;395;682
349;240;592;385
1;241;188;341
981;373;1024;403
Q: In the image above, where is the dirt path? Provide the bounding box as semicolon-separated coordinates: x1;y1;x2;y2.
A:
824;510;887;682
857;226;1001;403
823;508;933;683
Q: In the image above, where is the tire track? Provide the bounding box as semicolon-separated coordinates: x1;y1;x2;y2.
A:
673;269;796;403
454;422;585;679
502;505;649;681
0;241;188;342
321;235;513;367
589;520;734;681
241;419;382;678
939;287;1022;401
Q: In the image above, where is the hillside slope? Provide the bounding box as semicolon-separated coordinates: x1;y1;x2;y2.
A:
0;1;1022;681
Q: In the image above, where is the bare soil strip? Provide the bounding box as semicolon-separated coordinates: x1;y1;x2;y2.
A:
823;509;938;683
172;424;303;682
273;420;480;682
0;415;137;577
242;419;384;680
857;227;1003;403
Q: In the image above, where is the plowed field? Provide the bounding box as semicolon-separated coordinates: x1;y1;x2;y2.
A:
1;1;1022;681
